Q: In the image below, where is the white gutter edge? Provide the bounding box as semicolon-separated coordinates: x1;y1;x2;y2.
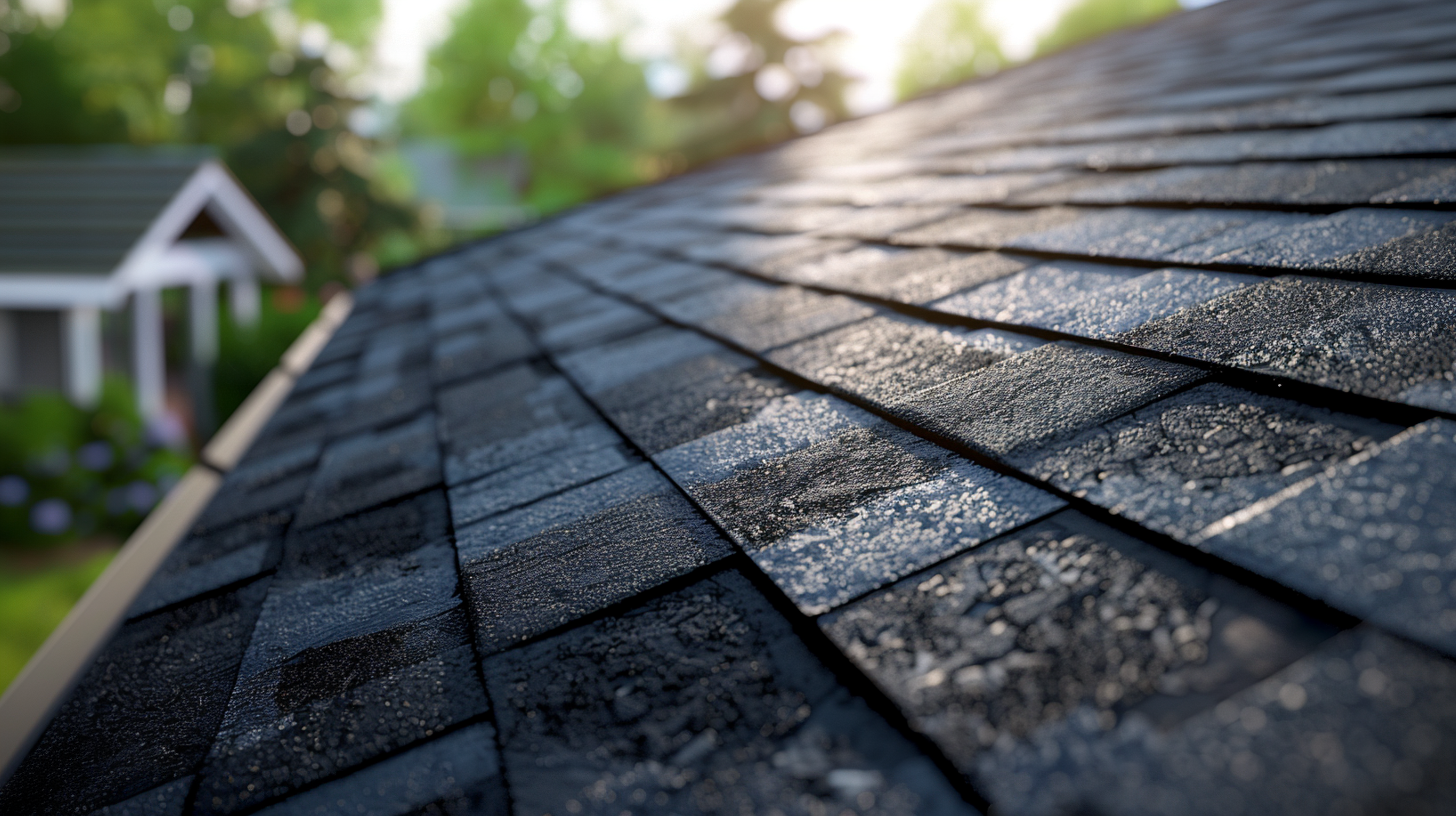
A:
0;290;354;787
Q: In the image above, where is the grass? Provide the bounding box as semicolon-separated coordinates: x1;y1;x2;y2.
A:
0;547;115;696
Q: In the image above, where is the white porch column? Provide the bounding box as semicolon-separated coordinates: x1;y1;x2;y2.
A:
190;280;218;366
230;276;261;327
132;288;166;420
63;306;102;408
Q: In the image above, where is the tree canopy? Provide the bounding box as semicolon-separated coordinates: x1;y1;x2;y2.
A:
403;0;675;219
670;0;854;162
0;0;417;286
1035;0;1180;57
895;0;1005;102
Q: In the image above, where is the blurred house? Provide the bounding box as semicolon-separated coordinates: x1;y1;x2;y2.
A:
398;141;532;232
0;149;302;427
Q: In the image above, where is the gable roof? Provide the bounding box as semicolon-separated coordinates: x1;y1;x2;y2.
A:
5;0;1456;813
0;149;302;307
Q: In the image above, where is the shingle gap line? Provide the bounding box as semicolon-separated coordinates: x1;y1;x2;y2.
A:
572;243;1451;429
547;261;1376;633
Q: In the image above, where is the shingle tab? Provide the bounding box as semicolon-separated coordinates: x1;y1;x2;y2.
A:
1119;276;1456;407
658;394;1062;613
1;580;270;815
895;343;1205;463
822;510;1335;784
195;546;483;814
1210;208;1456;270
1200;420;1456;657
764;246;1031;305
1022;383;1402;541
436;363;606;485
765;315;1039;409
456;463;731;654
250;723;508;816
485;570;977;816
293;413;442;529
979;628;1456;816
929;260;1145;329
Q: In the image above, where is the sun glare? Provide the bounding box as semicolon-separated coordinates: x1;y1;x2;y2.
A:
375;0;1136;110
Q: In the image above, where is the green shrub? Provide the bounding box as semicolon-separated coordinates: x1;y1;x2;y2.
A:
214;286;322;423
0;377;191;549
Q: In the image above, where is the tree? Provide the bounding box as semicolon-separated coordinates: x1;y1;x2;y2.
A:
0;0;419;286
1035;0;1180;57
405;0;675;220
895;0;1004;102
671;0;853;163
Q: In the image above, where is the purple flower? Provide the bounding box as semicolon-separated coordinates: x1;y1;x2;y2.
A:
30;499;72;535
145;412;188;448
126;481;159;513
77;441;115;471
0;475;27;507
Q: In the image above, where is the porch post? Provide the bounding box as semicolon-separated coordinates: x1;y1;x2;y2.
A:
63;306;102;408
229;275;261;327
189;280;218;438
132;288;166;420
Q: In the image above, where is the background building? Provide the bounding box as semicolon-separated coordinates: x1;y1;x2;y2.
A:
0;150;302;431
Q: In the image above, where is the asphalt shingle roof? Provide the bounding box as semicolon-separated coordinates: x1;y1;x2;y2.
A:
7;0;1456;813
0;150;211;275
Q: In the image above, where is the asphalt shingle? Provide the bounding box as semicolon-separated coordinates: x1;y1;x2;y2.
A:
822;510;1335;785
456;463;731;654
485;570;977;816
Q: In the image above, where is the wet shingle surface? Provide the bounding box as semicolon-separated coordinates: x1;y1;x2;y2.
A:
250;723;508;816
1120;275;1456;407
13;0;1456;813
485;571;974;816
1021;383;1402;542
1200;419;1456;657
822;511;1335;781
895;343;1204;462
456;463;731;654
2;581;270;815
979;628;1456;816
765;316;1040;410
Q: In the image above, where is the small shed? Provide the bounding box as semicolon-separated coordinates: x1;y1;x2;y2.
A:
0;149;303;422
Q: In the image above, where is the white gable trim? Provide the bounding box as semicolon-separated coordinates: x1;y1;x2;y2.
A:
114;160;303;290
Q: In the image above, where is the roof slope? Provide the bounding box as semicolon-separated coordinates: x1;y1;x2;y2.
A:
0;150;211;275
6;0;1456;813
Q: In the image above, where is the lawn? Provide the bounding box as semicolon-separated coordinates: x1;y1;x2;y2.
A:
0;548;115;695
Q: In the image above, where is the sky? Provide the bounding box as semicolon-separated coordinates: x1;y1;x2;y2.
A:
371;0;1212;113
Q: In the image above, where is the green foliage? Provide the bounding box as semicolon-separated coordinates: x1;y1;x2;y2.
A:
405;0;675;223
292;0;381;48
0;378;191;549
0;550;114;694
895;0;1004;101
214;287;322;423
672;0;853;163
1035;0;1180;57
0;0;425;285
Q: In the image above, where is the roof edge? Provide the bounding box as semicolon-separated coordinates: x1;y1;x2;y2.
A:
0;292;354;787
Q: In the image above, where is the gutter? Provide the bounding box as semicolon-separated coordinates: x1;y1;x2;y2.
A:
0;292;353;786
